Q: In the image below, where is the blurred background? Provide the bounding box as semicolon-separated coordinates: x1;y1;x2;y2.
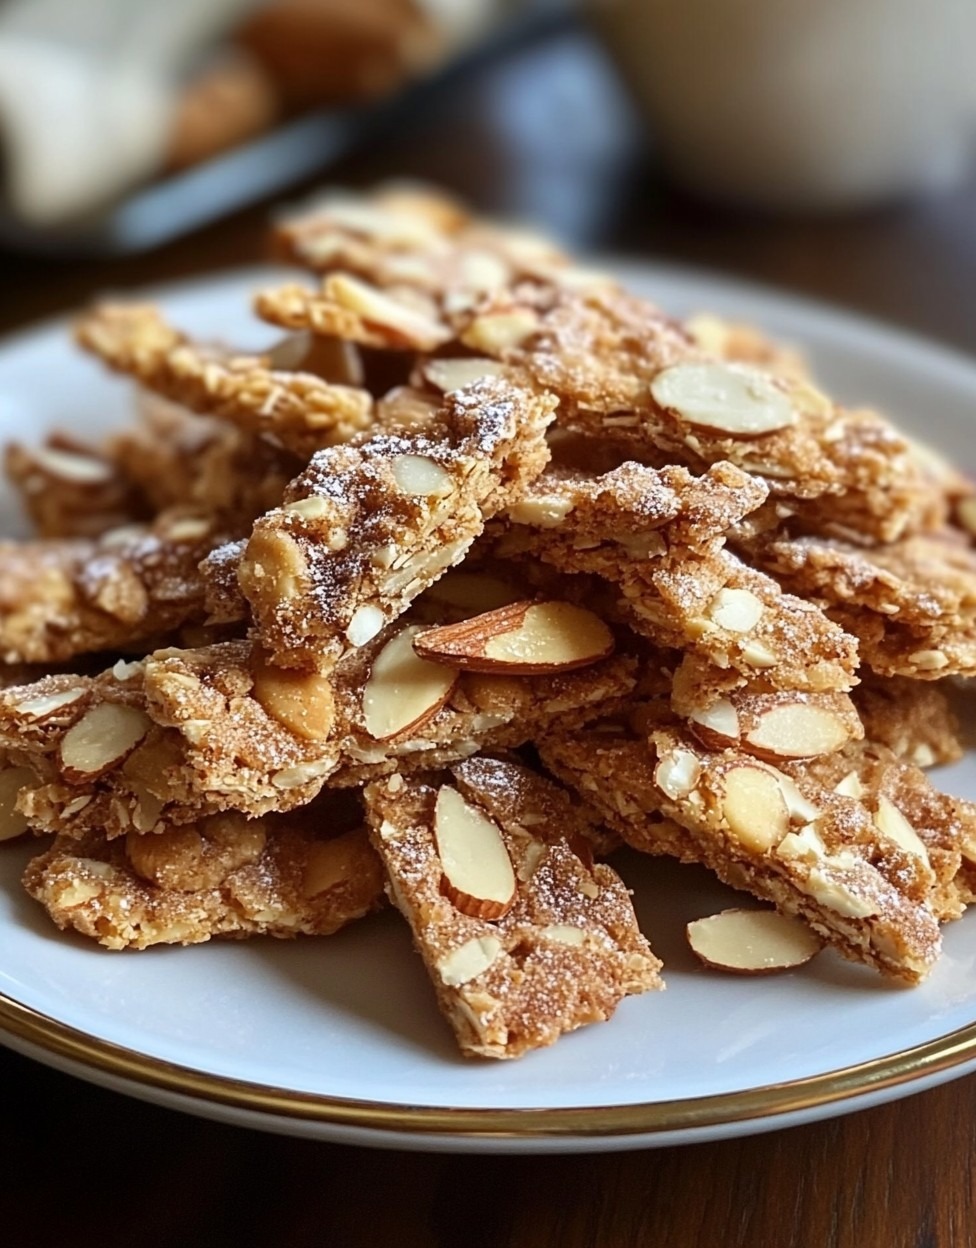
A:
0;0;974;348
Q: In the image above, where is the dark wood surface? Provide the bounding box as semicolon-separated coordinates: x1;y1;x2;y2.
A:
4;24;976;1248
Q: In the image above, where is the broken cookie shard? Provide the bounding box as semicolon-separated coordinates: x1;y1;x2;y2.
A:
539;726;942;984
75;303;375;458
363;768;661;1059
238;377;556;670
23;805;385;950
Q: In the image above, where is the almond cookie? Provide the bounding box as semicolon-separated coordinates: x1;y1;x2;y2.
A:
76;304;375;458
540;725;942;983
0;508;235;664
23;801;384;950
363;769;662;1058
0;630;636;839
237;377;556;670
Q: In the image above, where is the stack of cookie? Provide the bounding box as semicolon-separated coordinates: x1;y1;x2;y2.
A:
2;185;974;1059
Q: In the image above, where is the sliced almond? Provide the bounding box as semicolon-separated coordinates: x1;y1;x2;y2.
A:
391;453;453;498
708;587;764;633
688;699;740;750
743;702;852;761
10;686;86;719
303;829;369;898
31;447;114;484
687;908;822;974
437;934;503;987
345;603;387;647
650;362;795;438
239;529;308;602
422;357;506;392
325;273;449;349
434;785;516;920
422;571;524;616
874;795;932;869
0;766;36;841
251;653;335;742
362;626;458;740
542;924;587;946
833;770;864;799
413;600;614;674
654;748;702;800
507;495;574;528
721;764;789;853
460;309;539;355
59;703;152;782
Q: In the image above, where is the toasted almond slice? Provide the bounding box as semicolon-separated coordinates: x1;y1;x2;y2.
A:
413;599;614;674
0;766;36;841
362;625;458;740
251;652;335;742
651;362;796;438
31;447;114;484
434;785;516;920
11;686;87;719
422;357;506;392
654;748;702;800
436;934;503;987
461;309;539;355
721;764;789;852
743;702;852;761
687;909;823;974
689;699;740;750
59;703;152;783
391;453;453;498
326;273;449;349
874;795;932;869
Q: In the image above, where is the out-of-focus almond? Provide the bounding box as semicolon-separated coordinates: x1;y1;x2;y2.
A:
651;361;796;437
422;357;506;392
413;599;614;674
0;766;36;841
461;309;539;354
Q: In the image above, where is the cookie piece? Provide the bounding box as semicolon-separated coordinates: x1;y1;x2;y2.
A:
540;726;942;983
76;304;374;458
363;770;661;1058
0;509;233;664
789;741;976;922
238;377;556;670
1;631;636;838
749;529;976;679
490;463;858;695
5;437;148;539
23;804;384;950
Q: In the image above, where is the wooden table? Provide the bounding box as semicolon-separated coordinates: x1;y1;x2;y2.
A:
4;23;976;1248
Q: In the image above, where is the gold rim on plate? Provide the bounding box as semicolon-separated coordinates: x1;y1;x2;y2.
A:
3;989;976;1139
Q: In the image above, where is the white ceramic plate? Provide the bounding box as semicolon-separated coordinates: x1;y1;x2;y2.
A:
2;263;976;1155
